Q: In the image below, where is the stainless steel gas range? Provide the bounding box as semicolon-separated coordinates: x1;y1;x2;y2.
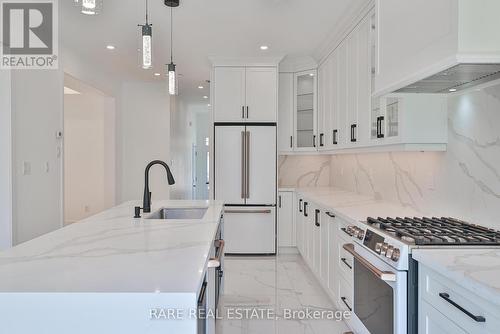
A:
340;216;500;334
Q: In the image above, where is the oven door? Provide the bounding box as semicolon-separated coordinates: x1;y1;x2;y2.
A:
343;243;407;334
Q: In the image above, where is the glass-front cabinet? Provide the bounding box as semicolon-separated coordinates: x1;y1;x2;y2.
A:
294;70;317;151
371;95;400;142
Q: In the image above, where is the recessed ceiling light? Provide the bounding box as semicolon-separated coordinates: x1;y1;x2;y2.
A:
449;88;457;92
260;45;269;50
203;95;209;99
154;73;161;77
198;85;204;89
309;73;314;77
106;45;115;50
207;104;211;107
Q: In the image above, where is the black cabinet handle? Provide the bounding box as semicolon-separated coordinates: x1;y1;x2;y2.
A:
290;136;293;148
341;258;352;270
326;212;336;218
332;129;338;145
303;202;308;217
242;106;245;119
439;293;486;323
350;124;357;142
315;209;320;227
299;199;303;213
246;106;249;119
313;135;316;148
278;195;282;208
341;297;352;311
377;116;385;138
319;133;324;147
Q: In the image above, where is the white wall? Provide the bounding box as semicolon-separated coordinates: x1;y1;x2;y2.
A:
63;79;115;224
0;70;13;250
118;82;171;203
10;69;64;245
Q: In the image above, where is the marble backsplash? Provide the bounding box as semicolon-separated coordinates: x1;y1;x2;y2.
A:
330;82;500;230
278;155;330;188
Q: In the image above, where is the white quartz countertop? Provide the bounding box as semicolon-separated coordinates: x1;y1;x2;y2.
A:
412;248;500;306
0;200;224;294
295;187;423;222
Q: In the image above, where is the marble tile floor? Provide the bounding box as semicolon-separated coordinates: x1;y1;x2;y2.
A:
216;254;350;334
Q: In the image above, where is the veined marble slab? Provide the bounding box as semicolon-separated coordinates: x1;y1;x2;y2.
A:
0;200;223;334
412;249;500;307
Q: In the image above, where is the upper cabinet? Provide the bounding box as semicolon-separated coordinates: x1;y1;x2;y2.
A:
214;66;277;122
294;70;317;151
278;73;294;153
374;0;500;96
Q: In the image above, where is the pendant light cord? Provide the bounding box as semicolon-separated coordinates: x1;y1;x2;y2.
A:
170;7;173;63
145;0;149;24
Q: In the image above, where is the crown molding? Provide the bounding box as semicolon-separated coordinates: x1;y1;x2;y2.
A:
208;56;285;67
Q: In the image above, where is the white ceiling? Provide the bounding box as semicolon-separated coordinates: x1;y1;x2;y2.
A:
61;0;367;101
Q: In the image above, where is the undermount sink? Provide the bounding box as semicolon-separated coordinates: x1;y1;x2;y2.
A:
146;207;208;220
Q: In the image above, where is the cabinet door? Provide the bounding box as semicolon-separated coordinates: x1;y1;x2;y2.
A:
327;53;339;149
214;67;246;122
245;67;277;122
420;301;467;334
356;15;371;146
296;198;304;255
214;126;245;204
278;192;294;247
313;207;321;274
320;212;330;285
303;200;312;264
346;29;359;146
246;126;276;205
337;42;349;147
328;216;338;296
294;70;317;151
317;62;328;150
278;73;294;152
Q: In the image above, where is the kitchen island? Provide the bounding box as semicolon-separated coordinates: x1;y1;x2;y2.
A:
0;200;224;334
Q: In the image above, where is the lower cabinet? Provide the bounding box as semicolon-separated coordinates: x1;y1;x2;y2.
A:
278;191;295;248
420;301;467;334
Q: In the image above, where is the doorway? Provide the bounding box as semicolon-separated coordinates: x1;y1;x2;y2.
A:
192;111;210;200
63;74;116;225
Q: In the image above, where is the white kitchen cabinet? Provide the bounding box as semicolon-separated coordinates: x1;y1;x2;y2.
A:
214;66;277;122
214;67;246;122
296;197;305;256
317;60;329;150
374;0;500;96
312;206;321;275
245;67;278;122
319;211;331;285
294;70;317;151
278;73;294;153
419;265;500;334
370;93;447;148
278;191;295;248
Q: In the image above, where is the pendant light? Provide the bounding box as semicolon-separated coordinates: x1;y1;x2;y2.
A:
166;1;178;95
74;0;103;15
138;0;153;69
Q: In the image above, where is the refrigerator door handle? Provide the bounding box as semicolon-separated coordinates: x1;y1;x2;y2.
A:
245;131;250;199
241;131;246;199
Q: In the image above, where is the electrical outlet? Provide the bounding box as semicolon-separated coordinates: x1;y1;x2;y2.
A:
23;161;31;175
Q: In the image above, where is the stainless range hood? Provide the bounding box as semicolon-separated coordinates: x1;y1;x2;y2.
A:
395;64;500;94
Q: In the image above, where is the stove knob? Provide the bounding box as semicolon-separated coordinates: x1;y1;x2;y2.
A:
375;242;383;254
391;248;401;262
346;226;354;235
357;229;365;240
385;245;394;259
380;243;389;256
353;227;361;238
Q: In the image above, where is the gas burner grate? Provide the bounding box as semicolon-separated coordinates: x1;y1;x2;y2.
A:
366;217;500;246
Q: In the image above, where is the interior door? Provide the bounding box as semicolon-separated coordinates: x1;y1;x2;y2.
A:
245;67;277;122
214;126;245;205
245;125;276;205
214;67;246;122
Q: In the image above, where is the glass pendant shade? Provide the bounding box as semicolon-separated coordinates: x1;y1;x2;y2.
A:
168;62;177;95
141;24;153;69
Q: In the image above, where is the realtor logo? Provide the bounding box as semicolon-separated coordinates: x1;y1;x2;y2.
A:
1;0;58;69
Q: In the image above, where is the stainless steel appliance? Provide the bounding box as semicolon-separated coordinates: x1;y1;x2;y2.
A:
341;216;500;334
214;123;277;254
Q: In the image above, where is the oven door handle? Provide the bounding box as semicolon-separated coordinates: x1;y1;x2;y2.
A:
208;239;225;268
343;243;397;282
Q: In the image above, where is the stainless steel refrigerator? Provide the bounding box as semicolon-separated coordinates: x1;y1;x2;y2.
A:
214;123;276;254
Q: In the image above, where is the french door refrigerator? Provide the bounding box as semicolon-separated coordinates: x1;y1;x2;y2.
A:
215;123;277;254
